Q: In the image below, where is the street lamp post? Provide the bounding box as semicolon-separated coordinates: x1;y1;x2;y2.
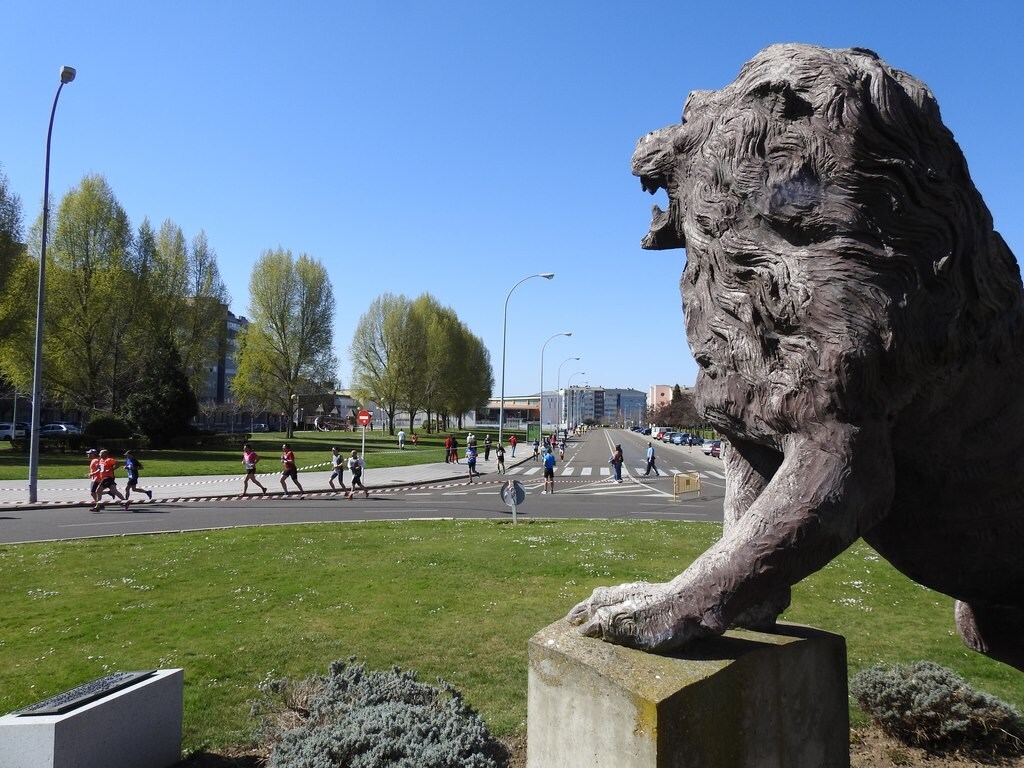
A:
29;65;76;504
567;371;586;430
498;273;554;449
539;331;571;433
556;356;580;430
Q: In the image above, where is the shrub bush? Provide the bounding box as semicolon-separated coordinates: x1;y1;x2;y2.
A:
850;660;1024;755
84;414;133;439
251;657;508;768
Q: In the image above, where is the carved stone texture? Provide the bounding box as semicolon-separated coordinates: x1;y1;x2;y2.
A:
568;43;1024;671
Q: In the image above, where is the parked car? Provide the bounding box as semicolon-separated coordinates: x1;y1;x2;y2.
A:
711;441;724;459
251;423;271;432
702;439;721;455
39;422;81;436
687;435;704;447
0;422;28;440
670;433;688;445
662;431;680;443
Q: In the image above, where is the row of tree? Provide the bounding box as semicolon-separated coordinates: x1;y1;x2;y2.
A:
1;165;494;441
349;293;493;433
0;171;228;419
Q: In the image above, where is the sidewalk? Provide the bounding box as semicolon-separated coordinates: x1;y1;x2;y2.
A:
0;455;530;510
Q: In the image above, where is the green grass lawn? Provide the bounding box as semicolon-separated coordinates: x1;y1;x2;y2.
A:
0;428;520;481
1;519;1019;755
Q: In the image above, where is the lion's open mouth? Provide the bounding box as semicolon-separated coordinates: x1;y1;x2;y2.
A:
638;175;686;251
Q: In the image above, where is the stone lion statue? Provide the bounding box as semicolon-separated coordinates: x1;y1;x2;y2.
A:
568;43;1024;671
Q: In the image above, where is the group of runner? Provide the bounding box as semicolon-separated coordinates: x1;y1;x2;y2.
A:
85;433;564;509
86;448;151;512
241;443;368;500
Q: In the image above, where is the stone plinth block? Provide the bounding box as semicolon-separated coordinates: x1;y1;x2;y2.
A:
0;668;183;768
528;620;848;768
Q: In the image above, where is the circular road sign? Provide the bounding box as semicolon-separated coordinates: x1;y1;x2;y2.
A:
500;480;526;507
357;410;372;427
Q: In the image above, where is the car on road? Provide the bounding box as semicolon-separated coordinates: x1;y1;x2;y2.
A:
39;422;81;436
702;439;721;455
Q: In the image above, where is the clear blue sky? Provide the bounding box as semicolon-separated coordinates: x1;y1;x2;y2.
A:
5;1;1022;399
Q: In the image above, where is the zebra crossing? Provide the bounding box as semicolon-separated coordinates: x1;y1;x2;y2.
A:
505;464;726;481
430;464;726;498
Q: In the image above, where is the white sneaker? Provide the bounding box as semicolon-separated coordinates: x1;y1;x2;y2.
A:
541;490;547;494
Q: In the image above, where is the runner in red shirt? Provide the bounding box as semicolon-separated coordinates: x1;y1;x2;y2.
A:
97;448;128;509
279;443;305;496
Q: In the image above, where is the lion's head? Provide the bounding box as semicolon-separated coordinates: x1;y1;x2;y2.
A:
633;44;1021;444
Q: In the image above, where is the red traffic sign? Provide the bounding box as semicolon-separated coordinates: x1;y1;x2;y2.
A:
356;410;372;427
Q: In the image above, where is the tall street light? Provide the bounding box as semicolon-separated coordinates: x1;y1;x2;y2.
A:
498;273;554;449
567;371;586;430
556;356;580;431
29;65;76;504
539;331;571;433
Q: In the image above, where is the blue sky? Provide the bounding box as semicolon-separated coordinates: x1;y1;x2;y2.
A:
5;1;1022;399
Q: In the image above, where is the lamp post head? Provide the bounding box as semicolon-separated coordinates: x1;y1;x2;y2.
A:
60;66;76;84
540;273;555;279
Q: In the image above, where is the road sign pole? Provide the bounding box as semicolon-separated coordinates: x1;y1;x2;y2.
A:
356;409;372;459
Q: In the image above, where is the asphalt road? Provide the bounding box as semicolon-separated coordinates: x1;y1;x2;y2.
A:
0;430;726;545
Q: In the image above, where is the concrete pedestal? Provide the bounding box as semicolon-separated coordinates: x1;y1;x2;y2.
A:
0;668;183;768
528;620;848;768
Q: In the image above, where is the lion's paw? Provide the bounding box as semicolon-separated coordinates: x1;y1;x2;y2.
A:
566;581;656;626
568;583;710;652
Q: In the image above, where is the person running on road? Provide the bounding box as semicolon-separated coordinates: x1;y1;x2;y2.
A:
346;450;369;499
123;450;153;501
495;442;506;474
86;448;103;511
542;447;557;494
532;438;540;461
241;443;268;496
466;443;478;484
279;443;305;496
328;446;348;493
644;442;660;477
97;449;128;508
558;437;566;461
484;434;492;461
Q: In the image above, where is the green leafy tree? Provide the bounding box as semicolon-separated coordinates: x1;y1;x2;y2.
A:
147;221;229;395
0;166;35;387
351;293;494;434
349;293;410;434
122;334;199;447
39;174;139;413
450;330;493;428
232;248;336;439
420;299;461;432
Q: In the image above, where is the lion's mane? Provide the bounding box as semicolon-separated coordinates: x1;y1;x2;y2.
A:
669;45;1022;439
